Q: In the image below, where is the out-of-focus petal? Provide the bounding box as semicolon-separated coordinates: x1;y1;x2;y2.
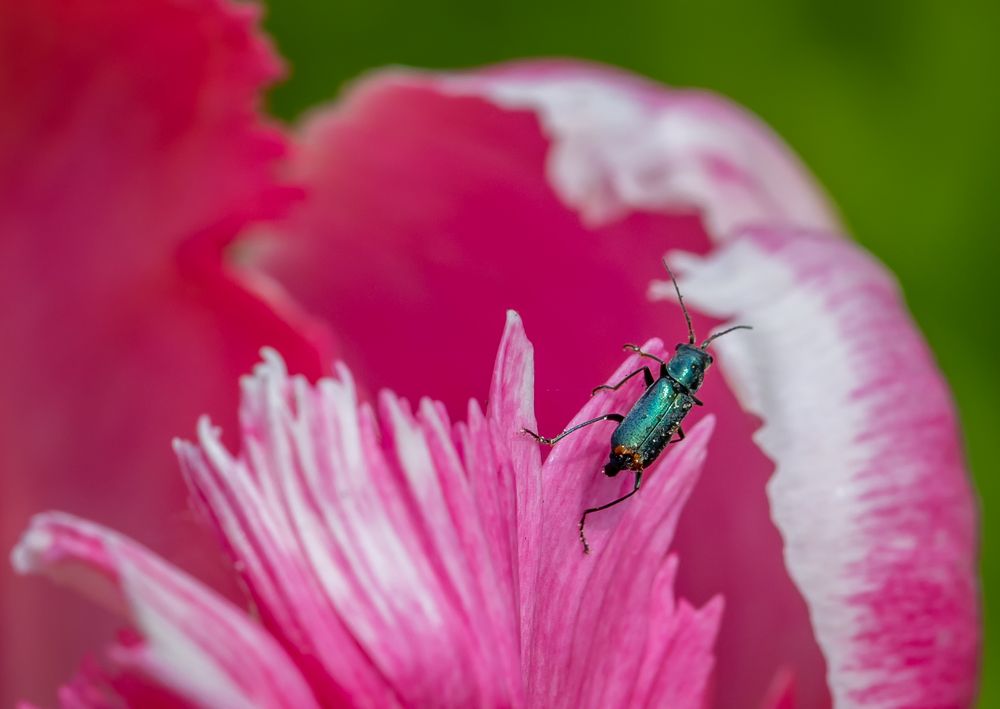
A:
667;228;979;706
11;512;319;708
428;61;840;237
0;0;329;701
254;62;838;430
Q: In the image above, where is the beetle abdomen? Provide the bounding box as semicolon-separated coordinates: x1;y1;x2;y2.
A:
610;378;692;470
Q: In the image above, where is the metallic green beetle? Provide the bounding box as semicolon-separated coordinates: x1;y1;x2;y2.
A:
523;264;751;553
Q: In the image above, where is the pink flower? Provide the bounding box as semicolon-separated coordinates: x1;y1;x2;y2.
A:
4;0;978;706
247;64;981;705
15;335;723;707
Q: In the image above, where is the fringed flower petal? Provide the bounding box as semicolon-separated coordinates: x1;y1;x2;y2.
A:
494;314;723;708
666;228;979;706
11;513;319;708
169;314;720;707
176;349;523;705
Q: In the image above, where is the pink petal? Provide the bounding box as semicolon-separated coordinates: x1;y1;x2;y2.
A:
667;228;979;706
0;0;329;701
466;313;724;707
176;349;522;705
11;512;319;708
178;316;722;707
503;323;722;708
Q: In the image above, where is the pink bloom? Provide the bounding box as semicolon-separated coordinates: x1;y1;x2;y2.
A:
15;334;723;707
4;0;978;706
251;65;979;705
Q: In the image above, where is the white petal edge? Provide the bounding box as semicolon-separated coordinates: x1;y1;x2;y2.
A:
413;62;840;237
11;512;319;709
657;230;978;707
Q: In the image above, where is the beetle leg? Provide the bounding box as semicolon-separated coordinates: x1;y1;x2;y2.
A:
622;343;667;367
671;426;686;443
522;413;625;446
579;471;642;554
591;366;655;396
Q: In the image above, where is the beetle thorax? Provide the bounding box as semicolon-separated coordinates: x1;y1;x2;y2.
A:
667;344;713;392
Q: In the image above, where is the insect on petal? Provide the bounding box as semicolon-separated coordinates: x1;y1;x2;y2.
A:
668;227;979;707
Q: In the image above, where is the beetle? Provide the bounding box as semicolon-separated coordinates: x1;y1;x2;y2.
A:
523;263;751;553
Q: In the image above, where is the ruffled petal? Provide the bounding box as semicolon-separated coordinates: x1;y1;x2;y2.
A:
480;311;542;639
668;228;979;706
11;512;319;708
0;0;329;700
177;316;721;707
513;332;722;708
176;349;522;705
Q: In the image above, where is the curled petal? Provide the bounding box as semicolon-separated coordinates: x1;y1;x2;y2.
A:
11;512;318;708
424;61;840;236
666;228;979;706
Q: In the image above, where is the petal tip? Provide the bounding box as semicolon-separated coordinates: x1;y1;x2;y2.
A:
257;346;288;376
503;308;525;336
10;511;77;575
10;523;48;575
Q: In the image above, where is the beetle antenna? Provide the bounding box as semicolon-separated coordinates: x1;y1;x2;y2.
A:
701;325;753;349
663;259;696;345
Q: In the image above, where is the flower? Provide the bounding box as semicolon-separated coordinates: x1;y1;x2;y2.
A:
4;0;979;705
249;64;980;705
15;332;725;707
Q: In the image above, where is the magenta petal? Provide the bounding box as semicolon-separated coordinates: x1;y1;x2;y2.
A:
491;315;722;708
0;0;328;701
256;64;839;431
11;512;319;708
668;229;979;706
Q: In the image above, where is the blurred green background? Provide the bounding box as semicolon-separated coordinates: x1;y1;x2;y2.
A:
261;0;998;703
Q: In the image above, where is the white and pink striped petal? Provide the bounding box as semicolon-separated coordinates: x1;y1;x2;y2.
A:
663;228;979;706
499;313;723;708
169;314;722;707
427;61;840;238
11;513;318;708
